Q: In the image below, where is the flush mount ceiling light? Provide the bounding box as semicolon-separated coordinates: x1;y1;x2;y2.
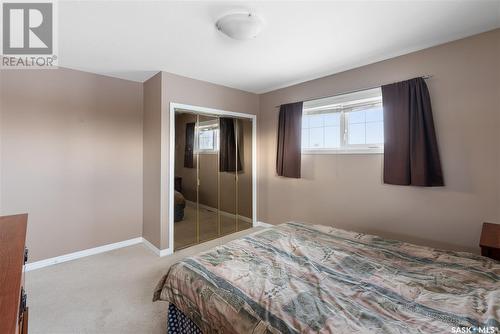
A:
215;12;264;40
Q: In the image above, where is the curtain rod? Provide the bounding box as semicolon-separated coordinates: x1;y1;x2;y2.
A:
274;75;433;108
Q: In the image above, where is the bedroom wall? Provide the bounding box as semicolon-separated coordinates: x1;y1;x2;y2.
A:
258;28;500;253
142;72;259;250
0;68;143;262
142;73;163;248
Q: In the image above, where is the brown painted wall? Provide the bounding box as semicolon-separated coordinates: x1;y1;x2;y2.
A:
0;68;143;262
258;29;500;253
142;73;162;248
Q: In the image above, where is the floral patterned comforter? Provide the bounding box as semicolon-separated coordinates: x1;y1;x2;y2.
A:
153;222;500;333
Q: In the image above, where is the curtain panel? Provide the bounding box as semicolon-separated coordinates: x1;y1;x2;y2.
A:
382;77;444;186
219;117;242;172
276;102;303;178
184;122;195;168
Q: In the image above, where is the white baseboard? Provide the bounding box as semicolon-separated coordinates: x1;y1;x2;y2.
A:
254;221;273;228
26;237;173;272
142;238;173;257
25;237;143;272
160;248;173;257
142;237;161;256
25;216;264;272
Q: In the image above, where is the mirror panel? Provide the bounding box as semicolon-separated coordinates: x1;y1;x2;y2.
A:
237;118;253;231
174;111;253;250
197;114;219;243
219;117;238;236
174;111;198;250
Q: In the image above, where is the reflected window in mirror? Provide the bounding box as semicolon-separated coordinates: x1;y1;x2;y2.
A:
197;120;219;153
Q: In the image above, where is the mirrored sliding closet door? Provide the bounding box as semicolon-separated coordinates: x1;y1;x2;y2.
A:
197;114;219;243
237;118;253;231
173;108;253;251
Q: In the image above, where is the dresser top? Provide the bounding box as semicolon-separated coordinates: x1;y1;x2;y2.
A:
0;214;28;334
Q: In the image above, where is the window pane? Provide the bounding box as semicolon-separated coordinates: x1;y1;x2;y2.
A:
309;127;323;148
366;107;383;122
309;114;323;128
324;126;340;148
199;130;214;150
214;129;219;150
302;114;309;129
366;121;384;144
324;112;340;126
349;110;365;124
348;123;365;144
302;87;383;152
302;128;309;148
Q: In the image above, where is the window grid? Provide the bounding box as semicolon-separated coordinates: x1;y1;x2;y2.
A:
197;126;219;153
302;103;383;153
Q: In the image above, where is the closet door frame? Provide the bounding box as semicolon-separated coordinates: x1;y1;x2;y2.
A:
165;103;257;255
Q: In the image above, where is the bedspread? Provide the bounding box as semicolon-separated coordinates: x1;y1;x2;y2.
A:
154;222;500;333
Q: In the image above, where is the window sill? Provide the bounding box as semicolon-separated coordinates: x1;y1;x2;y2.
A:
302;148;383;155
197;151;219;155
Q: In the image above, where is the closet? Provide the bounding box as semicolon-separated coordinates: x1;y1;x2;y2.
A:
173;108;253;250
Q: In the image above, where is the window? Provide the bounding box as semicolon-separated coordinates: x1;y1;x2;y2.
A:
302;87;383;154
197;120;219;153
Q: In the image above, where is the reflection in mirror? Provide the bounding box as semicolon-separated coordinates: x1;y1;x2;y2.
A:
173;110;253;250
219;117;238;236
197;114;219;243
237;118;253;231
174;111;198;250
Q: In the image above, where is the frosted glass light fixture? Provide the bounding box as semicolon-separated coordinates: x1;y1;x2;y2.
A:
216;13;264;40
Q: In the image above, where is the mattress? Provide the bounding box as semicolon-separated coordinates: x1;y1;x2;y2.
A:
153;222;500;333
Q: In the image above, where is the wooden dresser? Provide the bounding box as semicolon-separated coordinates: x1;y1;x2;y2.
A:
480;222;500;261
0;214;29;334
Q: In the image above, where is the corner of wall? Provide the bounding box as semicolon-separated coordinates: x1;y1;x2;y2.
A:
160;71;170;251
142;72;163;249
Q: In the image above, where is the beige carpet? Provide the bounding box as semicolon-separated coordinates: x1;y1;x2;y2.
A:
26;227;262;334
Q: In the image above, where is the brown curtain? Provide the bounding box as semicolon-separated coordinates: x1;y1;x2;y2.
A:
183;122;195;168
382;77;444;186
276;102;303;178
219;117;242;172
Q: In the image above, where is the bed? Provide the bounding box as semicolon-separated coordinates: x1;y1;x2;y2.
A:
153;222;500;333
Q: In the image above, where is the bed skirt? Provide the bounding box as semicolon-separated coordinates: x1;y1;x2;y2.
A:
167;303;202;334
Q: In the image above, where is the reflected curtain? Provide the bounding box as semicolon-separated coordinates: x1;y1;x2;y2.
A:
276;101;303;178
219;117;242;172
184;122;195;168
382;77;444;186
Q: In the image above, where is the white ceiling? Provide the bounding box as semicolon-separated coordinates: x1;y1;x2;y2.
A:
59;1;500;93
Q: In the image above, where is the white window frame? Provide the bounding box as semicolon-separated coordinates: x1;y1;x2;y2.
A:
196;120;219;154
302;89;384;155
